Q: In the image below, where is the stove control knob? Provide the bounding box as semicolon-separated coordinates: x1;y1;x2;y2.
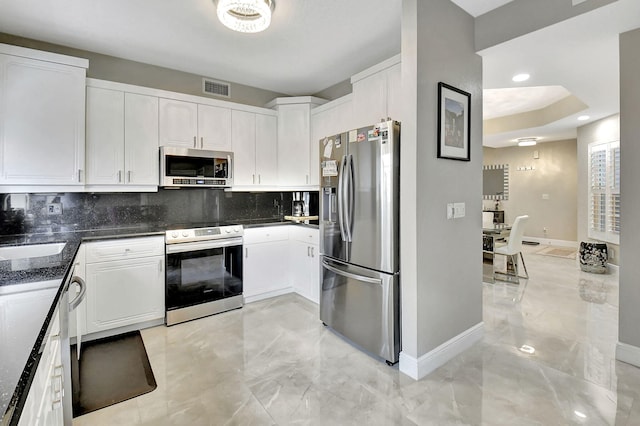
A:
234;227;240;233
182;231;189;237
171;232;178;238
225;228;231;233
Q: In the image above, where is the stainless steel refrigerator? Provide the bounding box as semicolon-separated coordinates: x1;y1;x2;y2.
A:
319;119;400;365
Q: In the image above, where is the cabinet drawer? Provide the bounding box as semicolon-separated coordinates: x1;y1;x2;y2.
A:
243;226;290;244
289;226;319;245
85;236;164;263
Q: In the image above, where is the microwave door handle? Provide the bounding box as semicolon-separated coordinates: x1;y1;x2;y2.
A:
227;155;233;179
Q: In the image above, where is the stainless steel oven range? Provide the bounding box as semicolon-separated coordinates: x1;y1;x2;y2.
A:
165;224;243;326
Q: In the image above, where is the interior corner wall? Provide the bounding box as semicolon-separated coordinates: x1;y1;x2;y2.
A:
576;114;620;264
619;28;640;353
413;0;483;358
482;140;578;243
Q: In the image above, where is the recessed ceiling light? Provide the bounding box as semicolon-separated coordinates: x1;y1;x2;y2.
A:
519;344;536;354
517;138;537;147
512;73;530;82
577;115;590;121
574;410;587;419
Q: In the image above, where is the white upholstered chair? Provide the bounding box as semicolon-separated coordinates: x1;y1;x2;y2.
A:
494;215;529;280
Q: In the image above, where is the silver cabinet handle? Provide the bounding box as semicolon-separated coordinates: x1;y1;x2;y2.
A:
311;247;314;258
245;247;248;258
68;276;86;311
118;170;122;183
200;137;204;149
128;170;132;183
252;174;255;184
193;136;197;148
78;169;83;183
158;259;163;273
259;174;261;184
307;246;311;257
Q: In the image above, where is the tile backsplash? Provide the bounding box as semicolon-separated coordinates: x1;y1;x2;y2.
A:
0;189;313;236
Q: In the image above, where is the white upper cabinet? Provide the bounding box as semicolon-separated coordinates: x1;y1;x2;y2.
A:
267;97;327;187
198;104;232;151
86;85;158;186
159;98;198;148
351;55;401;129
231;110;277;186
310;95;354;186
160;98;232;151
0;45;87;187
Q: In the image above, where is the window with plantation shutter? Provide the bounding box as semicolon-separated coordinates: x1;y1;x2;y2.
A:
588;140;620;244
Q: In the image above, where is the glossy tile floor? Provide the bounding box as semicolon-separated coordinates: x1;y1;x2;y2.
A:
73;245;640;425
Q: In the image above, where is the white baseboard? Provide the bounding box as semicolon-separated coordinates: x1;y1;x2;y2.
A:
522;237;577;248
243;287;294;304
616;342;640;367
399;322;484;380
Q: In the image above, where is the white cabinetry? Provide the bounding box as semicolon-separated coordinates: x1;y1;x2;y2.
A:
86;85;159;187
351;55;401;128
231;110;278;186
159;98;232;151
243;226;290;302
267;97;327;187
310;95;354;186
0;45;87;188
289;227;320;303
83;236;164;335
18;309;63;426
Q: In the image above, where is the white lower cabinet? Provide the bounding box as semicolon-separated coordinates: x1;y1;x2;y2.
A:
289;227;320;303
18;310;63;426
243;226;290;301
83;236;164;335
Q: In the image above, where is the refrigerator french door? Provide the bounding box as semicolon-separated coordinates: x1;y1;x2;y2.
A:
319;120;400;364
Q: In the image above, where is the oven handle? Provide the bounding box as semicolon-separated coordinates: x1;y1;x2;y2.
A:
166;237;243;254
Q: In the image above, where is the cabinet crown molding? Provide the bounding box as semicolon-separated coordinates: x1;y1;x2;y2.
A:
0;42;88;68
265;96;328;109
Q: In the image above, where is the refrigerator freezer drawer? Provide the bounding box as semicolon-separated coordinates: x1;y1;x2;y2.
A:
319;257;400;364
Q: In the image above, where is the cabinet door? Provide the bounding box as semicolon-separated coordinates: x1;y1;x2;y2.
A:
198;104;232;151
277;104;310;186
159;98;198;148
0;54;85;185
386;63;402;122
255;113;278;185
310;98;353;186
231;110;256;185
125;93;159;185
85;256;164;334
290;240;311;299
86;87;124;185
243;241;289;298
351;71;387;129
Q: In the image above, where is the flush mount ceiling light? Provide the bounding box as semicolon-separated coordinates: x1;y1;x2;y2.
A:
518;344;536;354
517;138;538;147
215;0;275;33
512;73;530;82
577;115;590;121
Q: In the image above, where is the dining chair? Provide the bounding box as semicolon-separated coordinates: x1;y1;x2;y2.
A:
494;215;529;281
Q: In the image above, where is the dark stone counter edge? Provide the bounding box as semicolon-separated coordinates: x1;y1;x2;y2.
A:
2;241;79;426
1;221;317;425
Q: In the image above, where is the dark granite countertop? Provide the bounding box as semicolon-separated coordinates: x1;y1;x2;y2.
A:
0;218;317;424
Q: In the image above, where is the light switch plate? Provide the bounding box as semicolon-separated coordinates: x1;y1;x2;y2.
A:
453;202;466;218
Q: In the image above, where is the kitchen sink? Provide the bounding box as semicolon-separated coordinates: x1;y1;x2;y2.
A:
0;242;66;261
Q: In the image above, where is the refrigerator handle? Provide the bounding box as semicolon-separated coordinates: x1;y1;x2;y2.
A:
345;154;355;242
322;260;382;285
337;154;348;242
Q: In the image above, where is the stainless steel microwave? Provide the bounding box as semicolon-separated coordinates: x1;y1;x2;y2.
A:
160;146;233;188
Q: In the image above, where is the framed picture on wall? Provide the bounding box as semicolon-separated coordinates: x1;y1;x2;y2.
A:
437;82;471;161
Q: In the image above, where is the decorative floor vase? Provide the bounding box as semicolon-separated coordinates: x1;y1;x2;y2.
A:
579;242;608;273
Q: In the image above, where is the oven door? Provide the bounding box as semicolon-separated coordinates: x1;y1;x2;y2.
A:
165;238;243;311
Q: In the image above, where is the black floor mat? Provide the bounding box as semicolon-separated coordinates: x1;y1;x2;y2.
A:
71;330;157;417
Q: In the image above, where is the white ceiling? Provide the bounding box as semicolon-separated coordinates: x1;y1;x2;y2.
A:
0;0;639;147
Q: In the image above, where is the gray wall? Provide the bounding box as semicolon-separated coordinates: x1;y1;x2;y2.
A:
475;0;617;51
576;114;620;264
401;0;483;360
0;33;285;107
619;28;640;350
483;139;578;243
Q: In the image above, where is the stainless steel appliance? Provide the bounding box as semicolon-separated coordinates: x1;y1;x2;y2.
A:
160;146;233;188
165;224;243;325
319;119;400;365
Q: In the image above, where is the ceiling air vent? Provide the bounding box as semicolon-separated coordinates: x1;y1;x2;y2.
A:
202;78;231;98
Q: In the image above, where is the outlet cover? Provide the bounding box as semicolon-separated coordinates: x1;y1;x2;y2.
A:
47;203;62;215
